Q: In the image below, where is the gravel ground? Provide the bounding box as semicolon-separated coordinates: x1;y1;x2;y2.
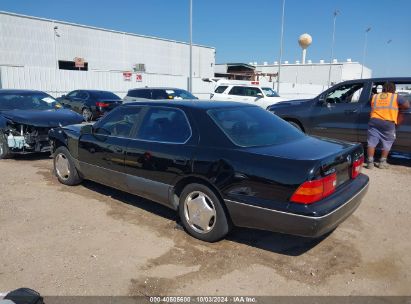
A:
0;155;410;296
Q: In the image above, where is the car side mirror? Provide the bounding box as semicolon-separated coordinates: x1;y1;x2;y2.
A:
256;93;264;99
61;94;66;98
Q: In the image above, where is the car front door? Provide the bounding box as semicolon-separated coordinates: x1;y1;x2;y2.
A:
124;106;197;207
309;82;368;142
78;106;143;190
394;84;411;154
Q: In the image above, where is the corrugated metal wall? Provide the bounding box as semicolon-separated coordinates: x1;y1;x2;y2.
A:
0;12;215;78
0;66;214;99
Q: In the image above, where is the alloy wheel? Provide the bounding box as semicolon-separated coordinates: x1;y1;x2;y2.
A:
55;153;71;181
183;191;217;234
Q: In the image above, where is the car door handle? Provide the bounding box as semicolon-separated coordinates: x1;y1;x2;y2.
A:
115;147;123;153
173;159;187;165
345;109;358;114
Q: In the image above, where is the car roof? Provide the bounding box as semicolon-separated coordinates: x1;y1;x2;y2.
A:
341;77;411;84
0;89;48;94
75;89;116;93
123;100;259;110
128;87;187;91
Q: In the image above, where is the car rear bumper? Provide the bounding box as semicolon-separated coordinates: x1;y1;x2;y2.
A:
224;174;369;237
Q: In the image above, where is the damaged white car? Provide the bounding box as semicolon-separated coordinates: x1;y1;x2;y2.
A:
0;89;84;159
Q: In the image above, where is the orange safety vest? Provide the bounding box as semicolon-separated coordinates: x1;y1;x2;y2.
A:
370;93;399;124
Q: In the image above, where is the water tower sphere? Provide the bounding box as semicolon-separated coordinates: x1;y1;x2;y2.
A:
298;33;312;49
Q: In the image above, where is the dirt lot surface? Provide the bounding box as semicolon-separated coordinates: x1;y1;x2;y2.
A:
1;155;411;296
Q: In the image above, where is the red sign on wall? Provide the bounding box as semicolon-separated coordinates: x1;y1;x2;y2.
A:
136;74;143;82
74;57;85;68
123;71;132;81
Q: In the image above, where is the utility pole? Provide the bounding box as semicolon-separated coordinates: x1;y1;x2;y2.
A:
327;10;339;88
361;27;371;79
189;0;193;93
276;0;285;94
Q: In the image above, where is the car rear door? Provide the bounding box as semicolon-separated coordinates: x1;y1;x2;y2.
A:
309;81;368;142
78;106;143;190
124;106;197;207
226;86;251;103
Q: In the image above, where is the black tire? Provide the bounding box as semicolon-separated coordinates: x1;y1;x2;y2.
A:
288;121;303;132
53;146;83;185
179;183;230;242
82;107;93;122
0;132;12;159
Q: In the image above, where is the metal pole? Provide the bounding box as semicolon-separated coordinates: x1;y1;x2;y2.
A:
276;0;285;94
189;0;193;93
385;39;392;76
327;10;339;88
361;27;371;79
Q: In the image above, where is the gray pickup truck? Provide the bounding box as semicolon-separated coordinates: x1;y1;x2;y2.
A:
268;77;411;155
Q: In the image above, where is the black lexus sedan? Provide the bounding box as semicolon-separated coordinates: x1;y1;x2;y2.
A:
57;90;122;122
0;89;84;159
49;101;369;242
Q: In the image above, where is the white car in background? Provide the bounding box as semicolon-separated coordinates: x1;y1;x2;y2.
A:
210;84;287;109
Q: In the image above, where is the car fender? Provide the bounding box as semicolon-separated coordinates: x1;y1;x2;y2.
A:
48;127;69;153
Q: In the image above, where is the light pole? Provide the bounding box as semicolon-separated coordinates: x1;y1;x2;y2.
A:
53;24;60;96
361;27;371;79
327;10;339;88
385;39;392;76
188;0;193;93
53;24;60;70
276;0;285;94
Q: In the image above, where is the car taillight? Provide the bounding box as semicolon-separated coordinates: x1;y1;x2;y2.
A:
351;156;364;179
96;102;110;107
290;173;337;204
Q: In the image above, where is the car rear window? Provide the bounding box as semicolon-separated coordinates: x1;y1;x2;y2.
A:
208;106;305;147
214;86;228;93
91;91;120;99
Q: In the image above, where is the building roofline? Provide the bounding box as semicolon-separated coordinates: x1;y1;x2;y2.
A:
0;10;215;50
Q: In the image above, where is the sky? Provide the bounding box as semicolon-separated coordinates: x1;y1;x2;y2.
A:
1;0;410;77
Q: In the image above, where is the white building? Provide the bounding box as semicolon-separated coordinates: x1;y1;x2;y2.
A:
255;59;372;86
0;11;216;98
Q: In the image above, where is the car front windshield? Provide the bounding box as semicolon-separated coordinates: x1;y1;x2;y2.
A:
0;92;60;111
167;89;197;100
262;87;280;97
208;106;305;147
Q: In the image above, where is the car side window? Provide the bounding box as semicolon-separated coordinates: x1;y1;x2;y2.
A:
67;91;78;98
215;86;228;93
77;91;88;100
128;89;151;99
94;107;142;138
244;87;262;97
228;86;246;96
325;84;364;104
137;107;191;143
151;90;169;100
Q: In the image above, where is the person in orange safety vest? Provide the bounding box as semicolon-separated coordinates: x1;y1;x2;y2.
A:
366;82;410;169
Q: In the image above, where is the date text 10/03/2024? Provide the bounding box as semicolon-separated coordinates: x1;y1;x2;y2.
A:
149;296;257;303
